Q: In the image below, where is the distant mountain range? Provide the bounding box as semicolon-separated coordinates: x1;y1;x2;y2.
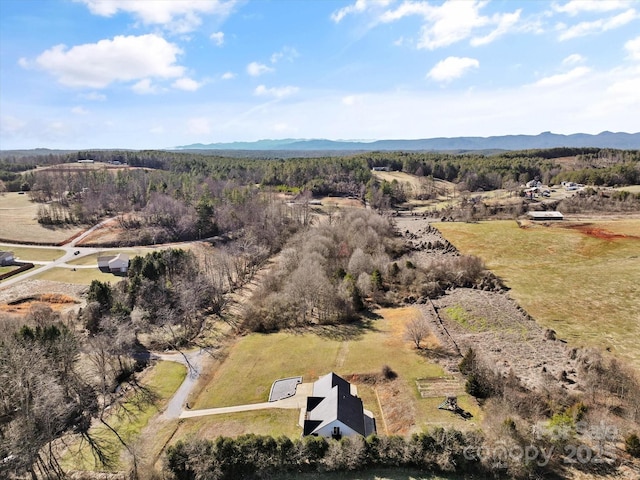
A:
176;131;640;151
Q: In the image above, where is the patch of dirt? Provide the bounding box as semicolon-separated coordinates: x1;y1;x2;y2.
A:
564;223;638;240
0;293;80;315
0;280;87;308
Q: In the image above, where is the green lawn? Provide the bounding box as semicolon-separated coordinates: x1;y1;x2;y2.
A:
33;266;121;285
62;360;186;471
0;244;65;262
193;313;444;410
187;307;479;439
435;219;640;368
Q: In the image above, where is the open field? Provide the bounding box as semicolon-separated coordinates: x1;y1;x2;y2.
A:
184;307;479;441
0;244;65;261
33;266;123;285
435;219;640;368
615;184;640;193
0;192;84;244
62;360;186;471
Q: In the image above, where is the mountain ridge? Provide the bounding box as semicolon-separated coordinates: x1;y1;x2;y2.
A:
176;131;640;151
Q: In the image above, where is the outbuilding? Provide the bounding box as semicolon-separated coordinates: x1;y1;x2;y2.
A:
526;211;564;221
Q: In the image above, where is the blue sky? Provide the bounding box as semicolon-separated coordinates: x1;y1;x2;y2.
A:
1;0;639;149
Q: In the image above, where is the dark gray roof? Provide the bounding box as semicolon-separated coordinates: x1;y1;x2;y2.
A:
304;372;367;436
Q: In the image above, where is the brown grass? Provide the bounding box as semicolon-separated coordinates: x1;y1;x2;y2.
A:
0;192;84;244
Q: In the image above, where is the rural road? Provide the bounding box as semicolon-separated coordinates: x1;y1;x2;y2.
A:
148;349;210;420
0;217;115;289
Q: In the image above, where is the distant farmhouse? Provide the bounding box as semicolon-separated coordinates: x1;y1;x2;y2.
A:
0;251;15;266
527;211;564;221
303;372;376;439
97;253;130;274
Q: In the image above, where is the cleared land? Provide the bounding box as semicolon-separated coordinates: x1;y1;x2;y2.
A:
180;307;479;444
32;266;121;285
0;244;65;262
435;219;640;368
0;192;83;244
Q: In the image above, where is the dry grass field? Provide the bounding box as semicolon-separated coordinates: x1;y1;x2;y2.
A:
0;192;83;244
435;219;640;369
0;244;65;262
33;266;122;285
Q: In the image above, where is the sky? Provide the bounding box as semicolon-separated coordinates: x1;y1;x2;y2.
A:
1;0;639;150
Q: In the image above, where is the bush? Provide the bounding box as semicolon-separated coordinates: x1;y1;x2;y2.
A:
625;433;640;458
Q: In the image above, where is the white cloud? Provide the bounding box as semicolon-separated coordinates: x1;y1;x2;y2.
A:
553;0;632;16
247;61;274;76
31;34;184;88
558;9;639;40
71;106;89;115
427;56;479;82
254;85;299;98
76;0;238;33
172;77;202;91
625;35;640;61
270;46;299;64
221;71;236;80
533;66;591;87
563;53;586;65
471;9;522;46
331;0;392;23
342;95;362;106
210;31;225;46
132;78;160;94
373;1;523;50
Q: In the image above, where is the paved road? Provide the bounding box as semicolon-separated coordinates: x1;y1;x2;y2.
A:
0;218;115;289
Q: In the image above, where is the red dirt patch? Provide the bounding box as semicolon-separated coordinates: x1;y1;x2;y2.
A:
566;224;632;240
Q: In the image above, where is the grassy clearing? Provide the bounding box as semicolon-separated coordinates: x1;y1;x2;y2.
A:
177;410;302;440
614;185;640;193
0;266;18;275
436;219;640;368
184;307;476;441
0;192;84;243
62;360;186;471
0;244;65;261
33;266;120;285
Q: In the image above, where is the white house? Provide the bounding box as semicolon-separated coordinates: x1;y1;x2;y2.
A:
97;253;129;274
303;372;376;439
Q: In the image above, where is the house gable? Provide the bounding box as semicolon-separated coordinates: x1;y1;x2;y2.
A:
303;372;375;438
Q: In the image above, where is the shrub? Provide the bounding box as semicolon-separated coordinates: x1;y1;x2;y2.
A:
625;433;640;458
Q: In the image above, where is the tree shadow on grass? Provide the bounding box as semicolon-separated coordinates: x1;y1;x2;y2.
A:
304;312;383;342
